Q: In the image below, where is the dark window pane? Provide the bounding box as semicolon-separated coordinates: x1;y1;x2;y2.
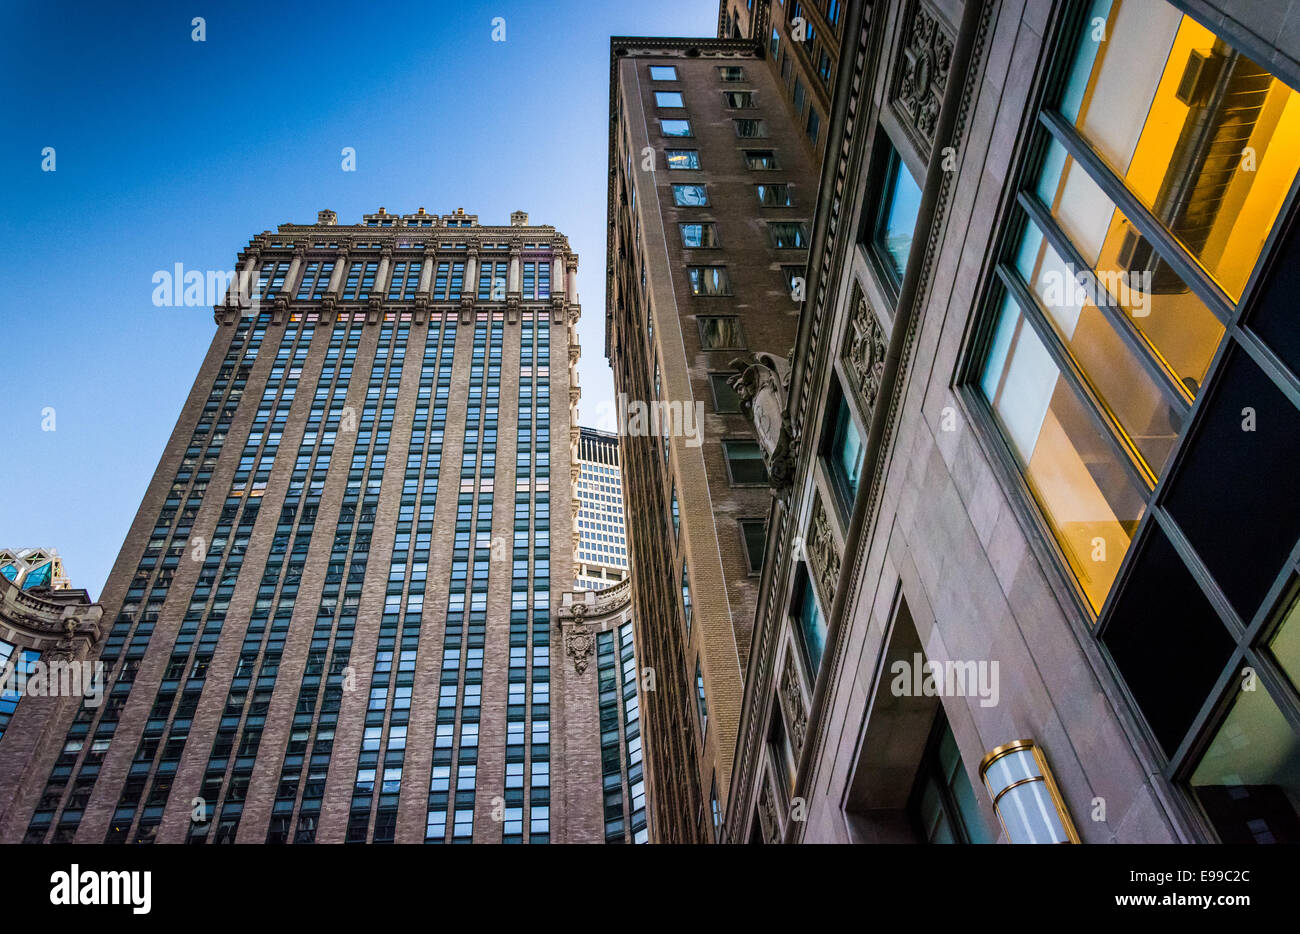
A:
1102;523;1235;755
1164;348;1300;620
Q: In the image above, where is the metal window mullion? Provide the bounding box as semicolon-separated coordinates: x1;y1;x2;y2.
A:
998;264;1155;490
1019;192;1194;407
1039;110;1235;324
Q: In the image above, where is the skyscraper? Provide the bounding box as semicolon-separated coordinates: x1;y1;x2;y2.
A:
0;208;615;844
574;428;628;591
719;0;1300;845
605;35;820;842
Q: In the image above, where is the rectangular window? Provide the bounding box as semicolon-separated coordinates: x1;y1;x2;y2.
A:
661;119;693;137
794;569;826;675
740;519;767;574
793;78;806;114
806;107;821;144
655;91;685;108
872;145;923;283
687;266;731;296
698;316;745;349
768;222;809;249
709;373;742;413
910;709;993;844
734;119;767;138
723;90;756;108
665;149;700;170
723;440;768;485
719;65;746;81
649;65;678;81
823;386;865;511
744;150;778;170
756;184;794;206
680;223;720;248
673;184;709;207
769;27;780;57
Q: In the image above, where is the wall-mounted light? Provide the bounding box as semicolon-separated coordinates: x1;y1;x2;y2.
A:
979;740;1080;844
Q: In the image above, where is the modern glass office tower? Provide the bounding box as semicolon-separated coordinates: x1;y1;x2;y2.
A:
575;428;629;591
0;208;613;844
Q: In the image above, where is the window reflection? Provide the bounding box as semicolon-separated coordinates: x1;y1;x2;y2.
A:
1035;136;1225;391
1191;682;1300;843
980;294;1147;610
1058;0;1300;302
1013;216;1185;473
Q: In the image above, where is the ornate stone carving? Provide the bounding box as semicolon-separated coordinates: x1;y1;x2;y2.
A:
807;495;841;607
845;292;887;411
729;353;799;499
893;2;953;152
780;649;808;754
757;777;781;844
565;613;594;675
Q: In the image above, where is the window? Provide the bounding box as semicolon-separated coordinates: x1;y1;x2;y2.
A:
655;91;685;108
696;659;708;731
681;561;693;629
793;78;806;114
769;27;780;57
794;569;826;675
823;386;864;511
768;222;809;249
909;709;992;844
670;486;680;537
649;65;677;81
723;90;756;108
687;266;732;296
740;519;766;574
672;184;709;206
680;223;720;248
972;0;1300;615
698;316;744;349
756;184;794;206
817;50;832;86
872;144;922;282
734;119;767;138
719;66;746;81
744;150;779;170
806;107;821;144
665;149;700;170
661;119;693;137
709;373;742;413
723;440;768;485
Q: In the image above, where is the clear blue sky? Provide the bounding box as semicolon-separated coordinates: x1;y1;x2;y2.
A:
0;0;717;599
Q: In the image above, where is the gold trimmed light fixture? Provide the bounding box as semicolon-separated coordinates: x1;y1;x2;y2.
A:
979;740;1080;844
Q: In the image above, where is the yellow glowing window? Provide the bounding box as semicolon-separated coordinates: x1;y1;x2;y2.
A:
1058;0;1300;302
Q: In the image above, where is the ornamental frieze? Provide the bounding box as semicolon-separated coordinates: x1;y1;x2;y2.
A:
780;649;808;754
892;1;954;155
807;494;841;608
845;291;887;414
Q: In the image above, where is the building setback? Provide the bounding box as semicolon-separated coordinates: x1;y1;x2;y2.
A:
575;428;629;591
606;35;822;842
0;208;620;844
722;0;1300;845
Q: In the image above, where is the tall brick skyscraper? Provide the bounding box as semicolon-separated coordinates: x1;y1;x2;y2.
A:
605;37;820;842
0;208;610;844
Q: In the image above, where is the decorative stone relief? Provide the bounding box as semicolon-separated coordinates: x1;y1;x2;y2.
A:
565;606;594;674
845;291;887;413
807;494;841;608
780;649;808;754
757;777;781;844
893;2;954;154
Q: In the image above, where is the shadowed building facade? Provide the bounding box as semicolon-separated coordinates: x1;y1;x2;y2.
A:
606;36;821;841
0;209;619;844
723;0;1300;845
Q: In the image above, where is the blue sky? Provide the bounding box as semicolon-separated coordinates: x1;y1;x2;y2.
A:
0;0;717;599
